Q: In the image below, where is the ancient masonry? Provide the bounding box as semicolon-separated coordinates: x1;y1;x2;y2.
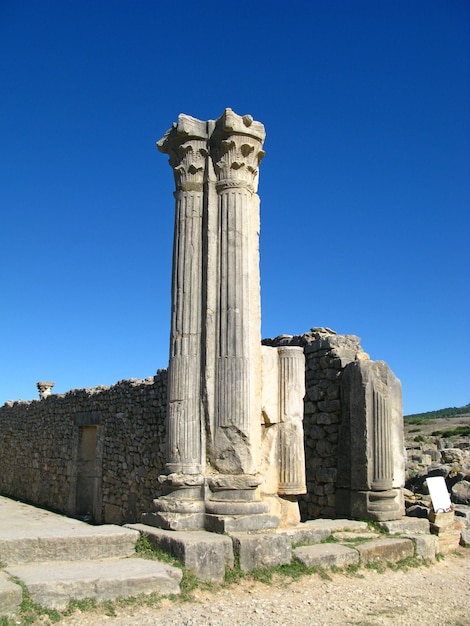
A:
0;110;405;528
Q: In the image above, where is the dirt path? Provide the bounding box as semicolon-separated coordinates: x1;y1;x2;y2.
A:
57;551;469;626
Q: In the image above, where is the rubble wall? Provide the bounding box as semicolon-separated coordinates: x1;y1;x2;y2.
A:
0;373;167;524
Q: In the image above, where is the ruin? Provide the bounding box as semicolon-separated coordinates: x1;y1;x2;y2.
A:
0;109;406;532
143;110;307;532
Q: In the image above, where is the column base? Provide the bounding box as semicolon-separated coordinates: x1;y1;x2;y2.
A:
142;511;206;531
336;488;404;522
205;513;280;533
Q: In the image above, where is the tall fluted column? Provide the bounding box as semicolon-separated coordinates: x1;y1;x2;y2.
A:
158;115;208;477
143;115;208;530
209;109;265;476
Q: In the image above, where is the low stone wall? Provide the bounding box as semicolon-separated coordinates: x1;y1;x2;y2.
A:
0;328;385;524
0;373;167;524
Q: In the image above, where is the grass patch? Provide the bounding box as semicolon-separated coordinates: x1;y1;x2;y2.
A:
387;556;423;572
365;521;389;535
431;426;470;438
365;560;386;573
12;578;62;625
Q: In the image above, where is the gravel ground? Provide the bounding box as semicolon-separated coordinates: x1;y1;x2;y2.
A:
55;550;470;626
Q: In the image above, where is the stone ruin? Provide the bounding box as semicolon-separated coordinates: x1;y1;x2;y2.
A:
0;109;408;532
142;109;405;532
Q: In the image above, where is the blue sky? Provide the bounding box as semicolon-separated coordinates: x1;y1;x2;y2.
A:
1;0;468;414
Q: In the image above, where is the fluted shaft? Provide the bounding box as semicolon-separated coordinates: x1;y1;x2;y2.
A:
277;347;307;494
371;389;393;490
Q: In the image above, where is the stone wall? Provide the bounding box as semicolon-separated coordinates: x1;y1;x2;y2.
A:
0;328;390;524
0;373;167;524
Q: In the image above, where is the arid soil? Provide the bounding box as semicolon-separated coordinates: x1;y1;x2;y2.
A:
56;550;470;626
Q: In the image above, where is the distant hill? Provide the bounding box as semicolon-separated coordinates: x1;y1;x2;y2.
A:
404;403;470;421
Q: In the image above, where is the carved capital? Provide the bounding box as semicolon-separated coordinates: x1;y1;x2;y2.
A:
210;108;265;193
157;114;209;192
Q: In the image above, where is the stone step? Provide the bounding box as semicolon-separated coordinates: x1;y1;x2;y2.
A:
294;543;360;568
0;525;140;565
127;524;233;583
0;572;22;618
294;537;416;570
5;557;182;610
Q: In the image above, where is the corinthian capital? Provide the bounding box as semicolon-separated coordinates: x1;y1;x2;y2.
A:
157;114;209;192
210;108;265;192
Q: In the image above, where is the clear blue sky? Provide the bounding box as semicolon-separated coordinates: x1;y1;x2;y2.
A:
1;1;469;414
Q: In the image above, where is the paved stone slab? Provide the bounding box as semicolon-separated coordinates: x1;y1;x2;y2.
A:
332;531;380;541
294;544;359;568
402;534;438;560
5;557;182;610
0;572;22;618
303;519;368;533
0;497;139;565
275;524;331;545
379;517;429;535
230;532;291;572
355;538;414;564
127;524;233;582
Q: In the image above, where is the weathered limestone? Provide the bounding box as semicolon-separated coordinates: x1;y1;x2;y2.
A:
230;532;292;571
336;360;405;521
5;558;181;611
147;110;306;532
36;381;54;399
127;524;233;583
294;543;360;568
354;538;414;564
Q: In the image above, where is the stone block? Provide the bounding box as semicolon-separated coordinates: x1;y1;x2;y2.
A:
303;519;369;533
379;517;430;534
460;528;470;547
434;524;463;554
230;532;291;572
332;531;380;541
5;557;182;610
127;524;233;582
294;544;359;568
275;523;331;545
402;534;438;560
0;572;22;618
454;504;470;522
355;538;414;564
204;513;279;533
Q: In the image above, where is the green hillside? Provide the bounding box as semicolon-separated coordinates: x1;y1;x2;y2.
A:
404;403;470;421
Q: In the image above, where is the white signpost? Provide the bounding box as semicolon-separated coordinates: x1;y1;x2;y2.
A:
426;476;452;513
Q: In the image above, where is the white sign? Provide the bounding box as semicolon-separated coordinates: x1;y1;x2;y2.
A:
426;476;452;513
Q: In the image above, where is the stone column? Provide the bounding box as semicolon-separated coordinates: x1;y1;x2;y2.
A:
144;115;208;530
204;110;277;530
336;360;404;521
37;381;54;399
209;109;265;476
277;346;307;495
